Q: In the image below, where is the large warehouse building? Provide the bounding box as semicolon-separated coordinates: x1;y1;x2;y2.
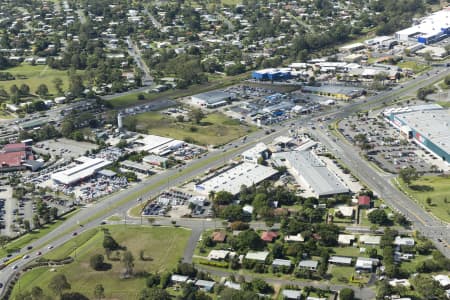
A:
195;162;278;195
51;156;112;185
384;104;450;163
395;7;450;44
252;68;292;81
275;150;350;198
191;91;235;108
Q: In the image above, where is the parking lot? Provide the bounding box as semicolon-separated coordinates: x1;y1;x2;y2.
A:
338;113;442;173
34;138;98;159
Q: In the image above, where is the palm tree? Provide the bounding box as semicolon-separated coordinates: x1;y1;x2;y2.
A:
208;191;215;202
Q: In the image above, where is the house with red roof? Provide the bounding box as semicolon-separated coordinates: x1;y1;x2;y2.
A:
261;231;278;243
358;195;371;209
211;231;227;243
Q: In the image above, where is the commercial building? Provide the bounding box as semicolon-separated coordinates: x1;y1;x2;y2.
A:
0;142;42;172
191;91;234;108
133;134;185;156
195;162;278;195
143;154;169;167
51;156;112;185
395;8;450;44
384;105;450;163
275;151;350;198
241;142;269;163
301;85;364;100
252;68;292;81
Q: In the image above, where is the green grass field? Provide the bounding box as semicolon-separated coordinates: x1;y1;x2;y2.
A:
396;176;450;223
11;225;191;300
128;111;255;146
397;61;430;74
0;64;71;96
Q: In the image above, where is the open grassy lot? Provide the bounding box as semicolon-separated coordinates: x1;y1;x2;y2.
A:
397;61;431;74
396;176;450;223
128;111;255;146
0;64;71;96
329;265;355;284
11;225;191;300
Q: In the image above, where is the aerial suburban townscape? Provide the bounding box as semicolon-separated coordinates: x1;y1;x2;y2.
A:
0;0;449;299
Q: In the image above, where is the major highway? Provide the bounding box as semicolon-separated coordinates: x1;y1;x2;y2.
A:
0;64;449;297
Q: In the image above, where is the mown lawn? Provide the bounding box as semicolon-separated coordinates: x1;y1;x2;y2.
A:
127;112;255;146
11;225;191;300
397;61;430;74
396;176;450;223
0;64;72;96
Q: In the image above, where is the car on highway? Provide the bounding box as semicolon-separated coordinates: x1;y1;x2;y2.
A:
12;265;18;270
48;245;54;250
72;232;78;236
23;255;29;259
0;282;3;288
36;251;42;256
26;245;33;250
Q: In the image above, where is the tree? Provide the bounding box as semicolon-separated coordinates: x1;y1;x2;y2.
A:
140;287;171;300
90;254;105;270
411;274;445;299
50;207;58;220
31;286;44;299
232;230;264;251
368;209;389;225
214;191;234;205
19;83;30;95
60;120;74;138
48;274;71;296
188;108;205;124
23;220;31;232
102;232;119;251
251;278;273;294
94;284;105;300
33;214;41;229
122;251;134;275
61;292;89;300
399;166;419;186
53;77;64;94
36;84;49;97
339;288;355;300
69;73;84;97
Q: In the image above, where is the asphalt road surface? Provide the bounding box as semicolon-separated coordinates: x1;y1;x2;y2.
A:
0;65;449;296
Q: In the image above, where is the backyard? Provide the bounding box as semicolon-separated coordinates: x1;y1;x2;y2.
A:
11;225;191;300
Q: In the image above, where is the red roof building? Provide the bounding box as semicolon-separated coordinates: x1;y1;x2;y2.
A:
211;231;227;243
358;195;371;208
0;142;37;172
3;143;27;153
261;231;278;242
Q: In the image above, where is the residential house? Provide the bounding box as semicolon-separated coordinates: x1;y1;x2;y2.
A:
433;275;450;289
358;195;371;208
338;234;356;246
272;259;292;271
207;250;230;261
298;260;318;271
211;231;227;243
337;206;354;218
282;289;302;300
245;251;269;263
355;257;379;272
359;235;381;246
328;256;352;266
195;280;215;292
261;231;279;243
171;274;189;285
389;279;411;288
394;236;415;247
284;233;304;243
224;281;241;290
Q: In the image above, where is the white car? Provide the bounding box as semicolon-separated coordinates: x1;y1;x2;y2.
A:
48;245;54;250
23;255;29;259
12;265;18;270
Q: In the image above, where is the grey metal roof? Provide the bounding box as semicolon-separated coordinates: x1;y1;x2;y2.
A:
394;109;450;156
298;260;318;268
192;90;233;104
272;259;292;266
277;151;350;197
